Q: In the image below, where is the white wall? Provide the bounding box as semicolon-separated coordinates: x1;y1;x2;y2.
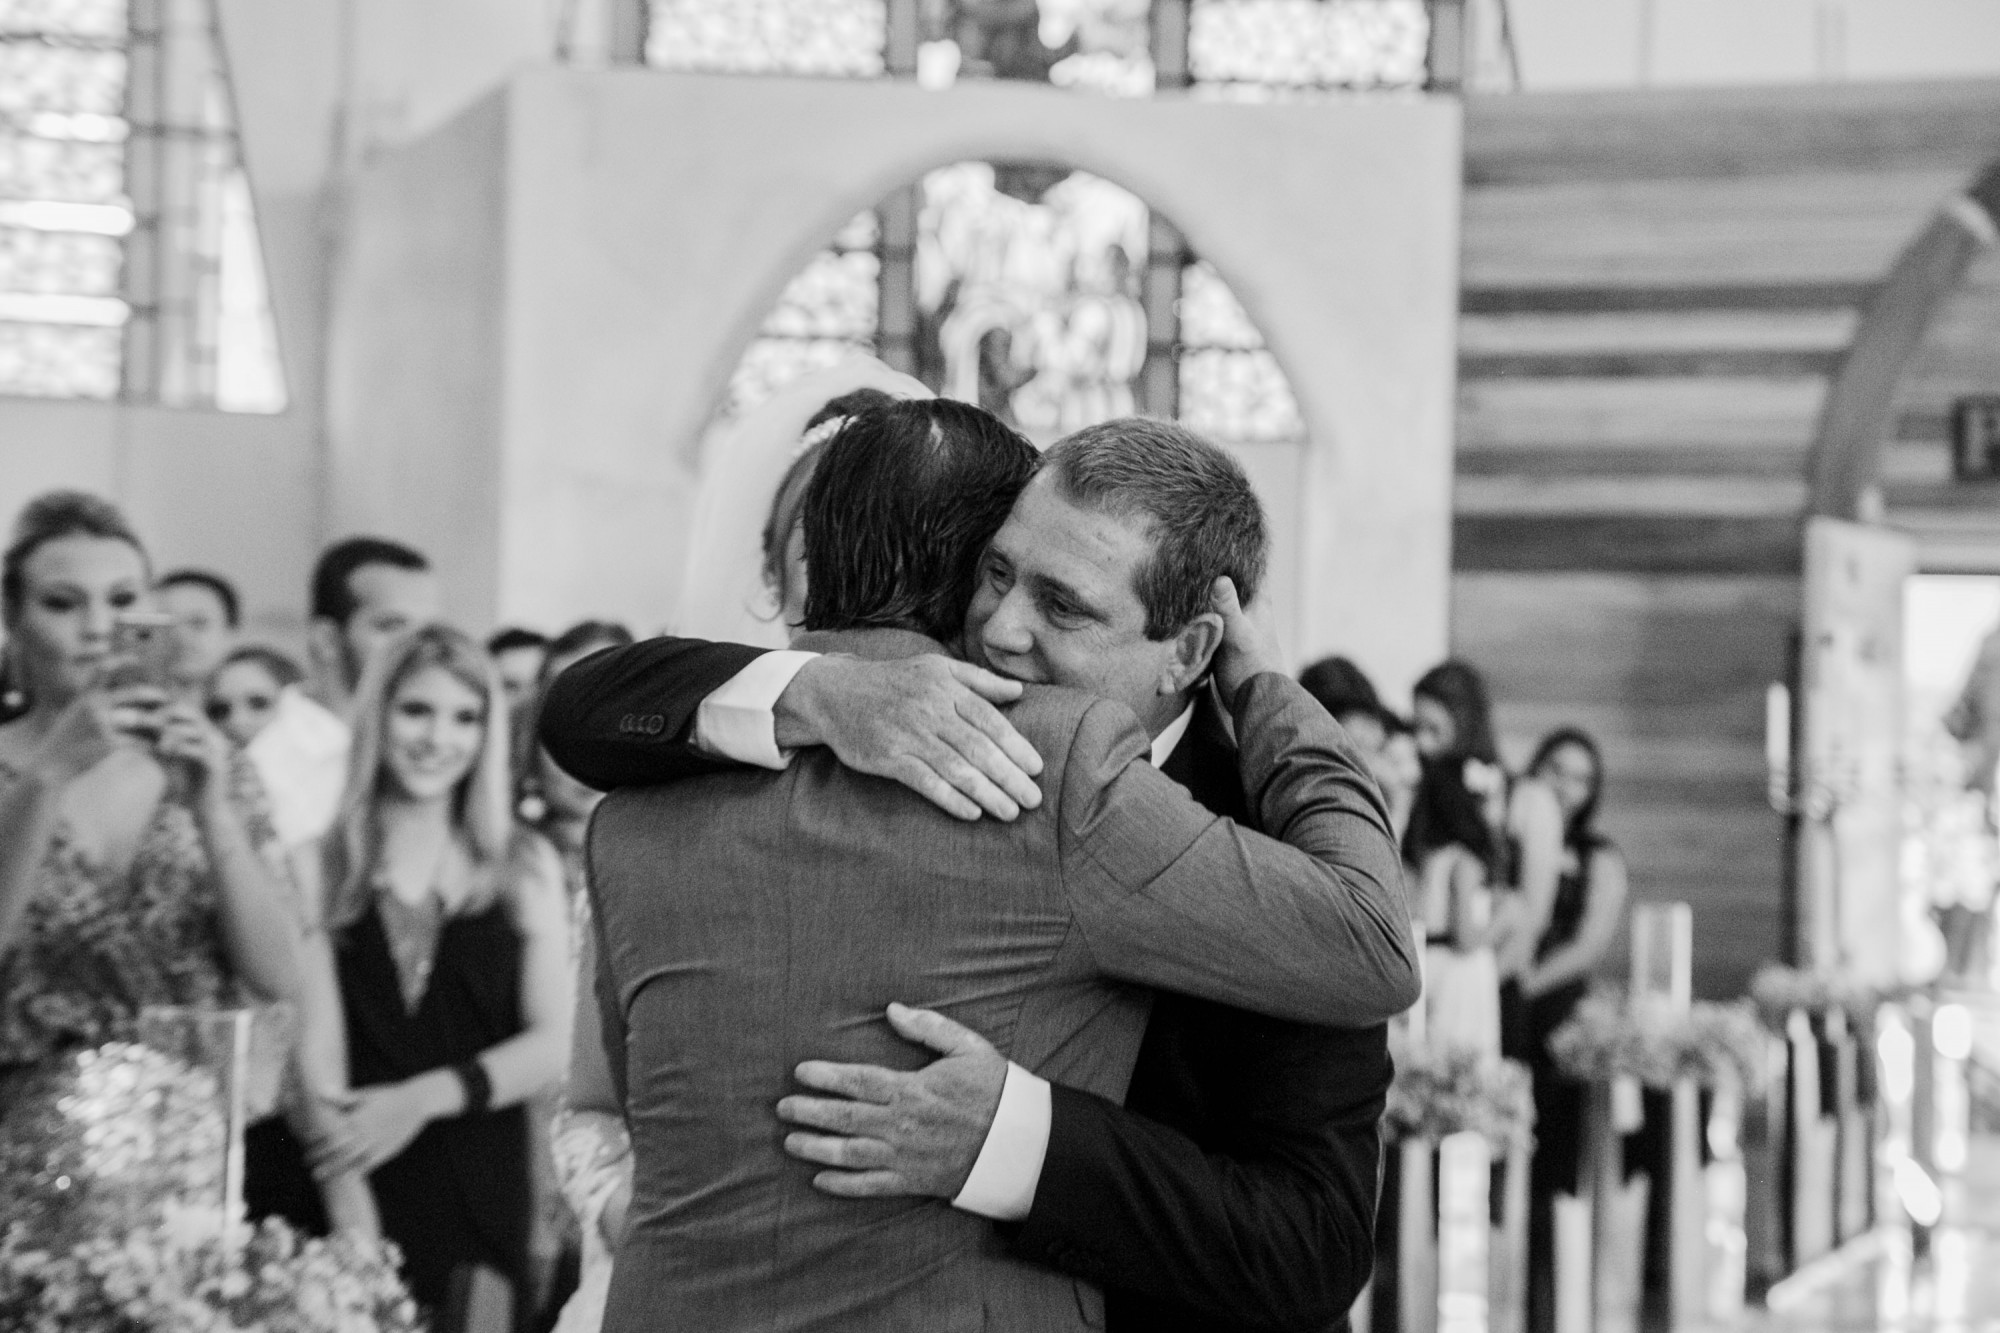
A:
1503;0;2000;89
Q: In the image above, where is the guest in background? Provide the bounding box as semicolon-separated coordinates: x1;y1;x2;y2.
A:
1379;711;1422;842
1410;660;1563;1058
0;491;305;1103
489;627;550;718
306;624;570;1314
207;645;306;750
1518;725;1627;1333
1299;653;1388;754
1402;699;1504;1056
307;538;439;718
157;568;240;693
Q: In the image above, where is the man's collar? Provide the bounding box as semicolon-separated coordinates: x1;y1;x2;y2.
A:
1151;703;1196;768
792;627;949;662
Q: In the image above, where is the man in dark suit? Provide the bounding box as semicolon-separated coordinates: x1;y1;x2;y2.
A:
578;400;1413;1331
544;415;1406;1332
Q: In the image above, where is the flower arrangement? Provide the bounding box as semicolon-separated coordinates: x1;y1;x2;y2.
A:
1548;990;1769;1090
1748;964;1897;1029
0;1042;421;1333
1385;1038;1536;1152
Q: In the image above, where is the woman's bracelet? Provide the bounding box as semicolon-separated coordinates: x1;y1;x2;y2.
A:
452;1059;493;1116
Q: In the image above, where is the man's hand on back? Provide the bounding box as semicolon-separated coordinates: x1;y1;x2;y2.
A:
1209;576;1285;706
773;654;1044;821
777;1003;1006;1199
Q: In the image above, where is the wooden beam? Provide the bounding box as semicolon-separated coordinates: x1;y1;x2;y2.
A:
1461;348;1841;379
1465;81;2000;187
1454;514;1804;574
1456;443;1810;479
1461;283;1870;316
1807;161;2000;518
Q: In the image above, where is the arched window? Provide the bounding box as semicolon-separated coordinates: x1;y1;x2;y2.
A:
724;161;1303;451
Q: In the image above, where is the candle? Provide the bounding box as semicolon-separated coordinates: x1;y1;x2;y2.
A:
1765;682;1790;777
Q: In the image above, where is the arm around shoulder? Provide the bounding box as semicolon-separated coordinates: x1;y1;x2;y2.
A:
1057;693;1419;1025
538;636;774;791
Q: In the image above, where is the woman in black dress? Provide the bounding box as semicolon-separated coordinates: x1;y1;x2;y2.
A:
307;624;571;1314
1518;726;1628;1332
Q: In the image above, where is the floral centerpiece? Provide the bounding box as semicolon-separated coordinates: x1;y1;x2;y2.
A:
0;1042;420;1333
1548;990;1769;1090
1386;1037;1536;1152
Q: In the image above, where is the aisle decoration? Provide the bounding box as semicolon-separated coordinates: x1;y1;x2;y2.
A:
1748;964;1891;1027
1365;1040;1536;1333
1548;990;1768;1090
0;1041;420;1333
1385;1039;1535;1151
1545;984;1761;1333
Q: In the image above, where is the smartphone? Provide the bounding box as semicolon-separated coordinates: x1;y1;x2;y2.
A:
103;610;180;691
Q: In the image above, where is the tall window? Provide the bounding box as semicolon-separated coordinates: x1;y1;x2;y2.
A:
0;0;284;409
644;0;1439;96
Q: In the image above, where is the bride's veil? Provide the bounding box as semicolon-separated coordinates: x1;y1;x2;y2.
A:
673;356;933;647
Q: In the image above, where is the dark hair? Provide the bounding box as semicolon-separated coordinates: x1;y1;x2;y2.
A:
487;626;548;657
1401;757;1498;868
762;389;902;606
1528;725;1606;849
799;398;1039;644
310;537;429;627
1299;656;1382;723
4;490;148;625
217;643;305;689
1412;659;1499;765
544;619;633;669
1043;418;1267;640
805;387;897;433
157;568;241;628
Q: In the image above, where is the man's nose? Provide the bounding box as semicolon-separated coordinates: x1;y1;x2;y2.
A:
981;590;1034;657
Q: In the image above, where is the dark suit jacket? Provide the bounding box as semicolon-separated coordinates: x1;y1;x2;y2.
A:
544;637;1402;1331
1009;695;1393;1332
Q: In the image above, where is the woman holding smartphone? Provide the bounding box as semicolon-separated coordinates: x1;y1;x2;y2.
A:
0;491;307;1108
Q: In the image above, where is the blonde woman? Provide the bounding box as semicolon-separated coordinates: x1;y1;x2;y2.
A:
304;624;570;1314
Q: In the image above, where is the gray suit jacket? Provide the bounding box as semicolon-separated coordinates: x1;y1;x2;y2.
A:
588;629;1414;1333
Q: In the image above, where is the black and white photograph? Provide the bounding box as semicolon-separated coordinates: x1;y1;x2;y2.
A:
3;2;2000;1330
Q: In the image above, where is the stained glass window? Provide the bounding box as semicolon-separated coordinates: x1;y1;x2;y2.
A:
647;0;887;76
0;0;131;398
0;0;285;407
725;210;880;416
1188;0;1431;94
911;162;1147;442
1177;258;1303;442
721;163;1305;450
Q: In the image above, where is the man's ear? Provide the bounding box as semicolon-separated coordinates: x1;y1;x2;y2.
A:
1160;611;1225;697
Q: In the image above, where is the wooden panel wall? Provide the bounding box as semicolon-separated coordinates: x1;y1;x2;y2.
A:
1452;80;2000;997
1452;573;1798;999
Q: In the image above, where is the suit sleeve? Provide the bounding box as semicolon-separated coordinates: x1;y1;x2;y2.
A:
1057;673;1420;1025
1010;1022;1391;1330
537;636;772;791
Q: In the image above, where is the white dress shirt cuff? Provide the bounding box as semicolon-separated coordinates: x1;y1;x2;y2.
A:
692;650;818;769
950;1061;1051;1222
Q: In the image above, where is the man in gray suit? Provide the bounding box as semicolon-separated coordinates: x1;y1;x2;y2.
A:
587;398;1415;1332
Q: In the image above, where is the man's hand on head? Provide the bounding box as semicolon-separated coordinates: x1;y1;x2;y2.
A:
1210;576;1285;706
777;1004;1007;1200
772;654;1044;821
